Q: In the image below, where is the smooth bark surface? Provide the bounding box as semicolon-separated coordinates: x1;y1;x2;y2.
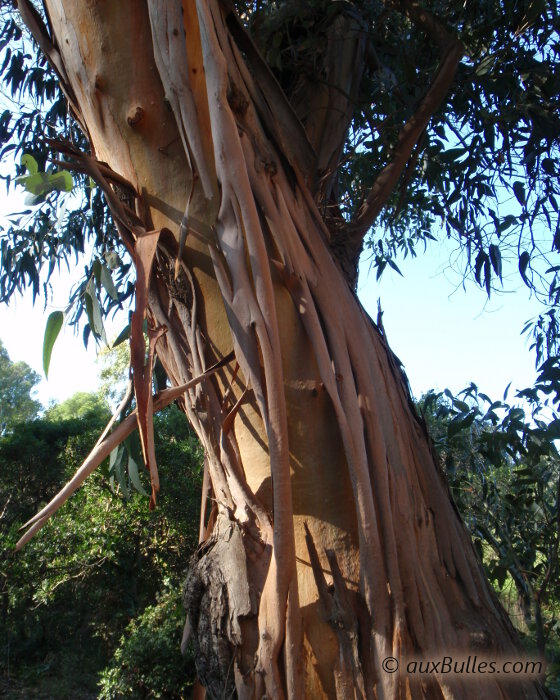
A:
20;1;550;697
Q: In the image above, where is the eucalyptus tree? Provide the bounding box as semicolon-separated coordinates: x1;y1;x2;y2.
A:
0;0;558;698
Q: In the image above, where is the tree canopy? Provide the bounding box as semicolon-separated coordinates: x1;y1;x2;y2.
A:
0;338;40;434
0;0;558;361
45;390;111;422
0;400;201;698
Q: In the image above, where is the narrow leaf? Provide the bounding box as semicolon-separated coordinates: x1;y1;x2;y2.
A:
489;244;502;280
21;152;38;174
452;398;470;413
474;251;486;285
85;279;106;341
513;181;526;206
100;263;118;300
112;324;130;348
43;310;64;378
519;251;531;286
128;455;148;497
92;259;102;288
448;411;476;437
484;258;491;296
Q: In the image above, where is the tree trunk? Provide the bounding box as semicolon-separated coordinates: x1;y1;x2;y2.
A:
27;1;550;697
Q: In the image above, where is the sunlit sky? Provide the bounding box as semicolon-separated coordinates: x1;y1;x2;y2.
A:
0;188;542;409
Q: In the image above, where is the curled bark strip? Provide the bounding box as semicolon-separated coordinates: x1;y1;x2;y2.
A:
131;230;163;509
198;2;304;688
16;353;235;549
147;0;218;202
222;386;248;436
225;9;316;183
15;0;85;133
181;0;217;194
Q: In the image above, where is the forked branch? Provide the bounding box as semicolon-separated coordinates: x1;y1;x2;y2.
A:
349;39;463;245
342;1;464;271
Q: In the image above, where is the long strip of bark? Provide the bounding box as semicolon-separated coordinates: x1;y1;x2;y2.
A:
16;353;234;550
15;0;85;133
198;3;304;694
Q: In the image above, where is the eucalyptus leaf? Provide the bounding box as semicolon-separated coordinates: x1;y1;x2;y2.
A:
47;170;73;192
20;152;38;174
519;251;531;286
513;181;526;206
112;324;130;348
100;263;118;300
42;310;64;378
84;279;106;342
127;455;148;497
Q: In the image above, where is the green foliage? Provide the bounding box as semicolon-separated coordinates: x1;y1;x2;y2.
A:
0;338;41;435
419;371;560;669
0;9;133;331
98;588;196;700
45;390;111;422
0;404;202;696
0;1;559;691
98;342;131;406
42;309;64;378
16;151;73;205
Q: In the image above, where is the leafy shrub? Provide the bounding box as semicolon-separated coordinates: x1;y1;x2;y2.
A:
0;403;201;696
98;587;196;700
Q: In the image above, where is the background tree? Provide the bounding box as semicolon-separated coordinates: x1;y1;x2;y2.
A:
0;1;558;698
0;338;41;435
419;375;560;667
45;390;111;421
0;398;202;699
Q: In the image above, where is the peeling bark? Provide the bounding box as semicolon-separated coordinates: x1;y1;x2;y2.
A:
20;1;552;698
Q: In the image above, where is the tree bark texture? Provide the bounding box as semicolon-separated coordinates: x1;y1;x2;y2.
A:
27;1;550;698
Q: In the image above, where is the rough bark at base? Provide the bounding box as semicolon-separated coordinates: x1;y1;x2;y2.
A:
30;1;552;698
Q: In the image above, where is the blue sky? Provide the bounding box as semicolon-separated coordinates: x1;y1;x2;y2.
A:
358;235;541;401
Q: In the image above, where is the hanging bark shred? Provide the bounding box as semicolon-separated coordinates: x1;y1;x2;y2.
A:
130;229;163;509
16;352;234;550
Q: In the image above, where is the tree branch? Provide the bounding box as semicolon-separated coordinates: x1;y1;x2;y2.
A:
348;39;463;245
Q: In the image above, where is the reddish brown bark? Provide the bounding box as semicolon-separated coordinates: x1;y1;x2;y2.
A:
18;1;551;698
